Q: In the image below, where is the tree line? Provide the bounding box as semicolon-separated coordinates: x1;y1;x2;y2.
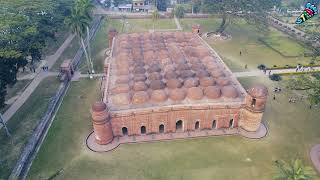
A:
0;0;74;108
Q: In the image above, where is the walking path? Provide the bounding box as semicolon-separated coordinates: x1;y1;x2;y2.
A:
268;16;306;37
87;123;267;152
234;67;320;77
1;34;75;128
148;16;183;32
310;144;320;173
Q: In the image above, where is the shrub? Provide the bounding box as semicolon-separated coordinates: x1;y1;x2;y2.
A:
269;74;282;81
273;65;277;67
257;64;266;70
174;5;185;18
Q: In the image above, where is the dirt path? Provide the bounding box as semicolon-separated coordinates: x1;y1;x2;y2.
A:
0;34;75;128
310;144;320;173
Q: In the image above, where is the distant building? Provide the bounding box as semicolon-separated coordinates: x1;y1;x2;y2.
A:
132;0;152;12
118;4;132;12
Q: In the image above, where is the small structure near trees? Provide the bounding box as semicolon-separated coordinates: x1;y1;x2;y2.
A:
59;59;74;82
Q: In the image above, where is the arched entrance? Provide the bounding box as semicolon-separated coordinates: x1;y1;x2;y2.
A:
212;120;217;129
176;120;183;132
141;126;146;134
229;119;234;128
195;121;200;130
122;127;128;136
251;98;256;107
159;124;164;133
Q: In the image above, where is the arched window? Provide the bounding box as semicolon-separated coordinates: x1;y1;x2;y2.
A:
229;119;234;128
141;126;146;134
176;120;183;132
195;121;200;130
212;120;217;129
122;127;128;136
251;98;256;107
159;124;164;133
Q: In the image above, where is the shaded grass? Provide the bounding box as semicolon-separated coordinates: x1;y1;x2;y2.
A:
5;80;31;101
27;76;320;180
180;18;317;72
0;77;60;179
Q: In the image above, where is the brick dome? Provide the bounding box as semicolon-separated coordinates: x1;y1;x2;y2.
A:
151;90;168;102
116;75;130;84
112;93;131;105
167;79;182;89
210;70;224;77
169;89;186;101
184;78;199;88
164;71;178;80
92;101;107;112
195;70;210;78
187;87;203;100
150;80;165;90
133;74;147;82
247;85;268;98
148;72;162;81
204;86;221;99
132;91;149;104
177;63;190;71
199;77;214;87
133;67;146;74
148;64;161;73
222;86;238;98
133;82;148;91
216;77;230;86
180;70;195;79
111;84;130;94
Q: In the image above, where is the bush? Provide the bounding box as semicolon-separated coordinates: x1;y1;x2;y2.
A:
257;64;266;70
273;65;277;67
269;74;282;81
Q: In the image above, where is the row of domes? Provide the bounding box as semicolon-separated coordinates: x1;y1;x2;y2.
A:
111;85;238;106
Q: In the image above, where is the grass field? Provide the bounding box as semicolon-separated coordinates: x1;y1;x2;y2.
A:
180;18;317;72
0;77;60;179
27;76;320;180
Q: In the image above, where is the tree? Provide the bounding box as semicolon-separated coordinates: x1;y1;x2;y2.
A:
174;5;185;18
152;10;160;31
287;75;312;90
65;0;94;78
201;0;280;34
308;76;320;107
274;159;316;180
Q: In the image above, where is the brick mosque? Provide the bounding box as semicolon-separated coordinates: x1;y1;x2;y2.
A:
88;29;268;147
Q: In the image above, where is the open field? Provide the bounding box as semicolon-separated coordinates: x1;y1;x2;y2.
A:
0;77;60;179
27;76;320;180
180;18;318;72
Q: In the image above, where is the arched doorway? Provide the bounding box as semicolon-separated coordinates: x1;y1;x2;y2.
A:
159;124;164;133
212;120;217;129
176;120;183;132
251;98;256;107
141;126;146;134
122;127;128;136
195;121;200;130
229;119;234;128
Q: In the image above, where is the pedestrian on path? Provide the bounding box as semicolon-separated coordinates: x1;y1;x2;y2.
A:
273;94;276;100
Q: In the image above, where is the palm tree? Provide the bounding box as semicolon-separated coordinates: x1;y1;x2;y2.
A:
274;159;316;180
152;9;160;32
65;0;94;78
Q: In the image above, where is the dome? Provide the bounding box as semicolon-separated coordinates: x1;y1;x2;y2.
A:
199;77;214;87
148;72;162;81
133;74;147;82
151;90;168;102
216;77;230;86
116;75;130;84
204;86;221;99
133;82;148;91
92;101;106;112
149;80;165;90
148;64;161;73
247;85;268;98
133;67;146;74
166;79;182;89
195;70;209;78
169;89;186;101
112;93;131;105
184;78;199;88
221;86;238;98
111;84;130;94
132;91;149;104
187;87;203;100
164;71;178;80
210;70;224;77
180;70;195;79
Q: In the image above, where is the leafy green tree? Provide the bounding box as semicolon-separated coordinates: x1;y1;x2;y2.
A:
65;0;94;77
308;76;320;107
274;159;316;180
201;0;280;34
174;5;185;18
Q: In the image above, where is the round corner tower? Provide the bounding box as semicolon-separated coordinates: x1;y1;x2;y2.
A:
91;101;114;145
239;85;268;132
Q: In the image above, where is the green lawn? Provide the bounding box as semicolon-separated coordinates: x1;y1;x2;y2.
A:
0;77;60;179
180;18;317;72
27;76;320;180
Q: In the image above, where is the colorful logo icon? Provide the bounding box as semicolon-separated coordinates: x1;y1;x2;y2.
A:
295;2;318;24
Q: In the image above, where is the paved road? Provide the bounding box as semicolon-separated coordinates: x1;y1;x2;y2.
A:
1;34;75;127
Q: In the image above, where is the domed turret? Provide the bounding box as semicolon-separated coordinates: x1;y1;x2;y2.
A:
91;101;114;145
246;85;268;112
